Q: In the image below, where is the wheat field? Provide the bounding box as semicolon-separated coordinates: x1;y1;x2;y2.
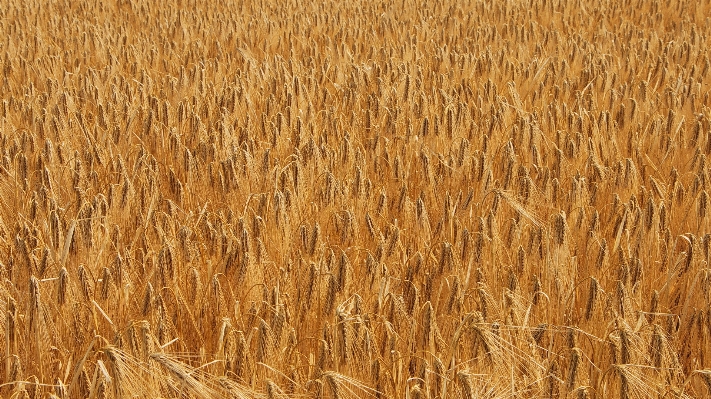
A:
1;0;711;397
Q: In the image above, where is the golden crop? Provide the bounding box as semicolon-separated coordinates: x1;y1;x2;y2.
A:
1;0;711;397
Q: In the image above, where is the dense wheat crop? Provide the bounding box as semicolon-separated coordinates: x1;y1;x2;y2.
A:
1;0;711;397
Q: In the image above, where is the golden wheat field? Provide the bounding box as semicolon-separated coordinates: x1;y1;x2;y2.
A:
2;0;711;397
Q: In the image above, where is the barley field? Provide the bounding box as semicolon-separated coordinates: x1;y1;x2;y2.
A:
1;0;711;397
